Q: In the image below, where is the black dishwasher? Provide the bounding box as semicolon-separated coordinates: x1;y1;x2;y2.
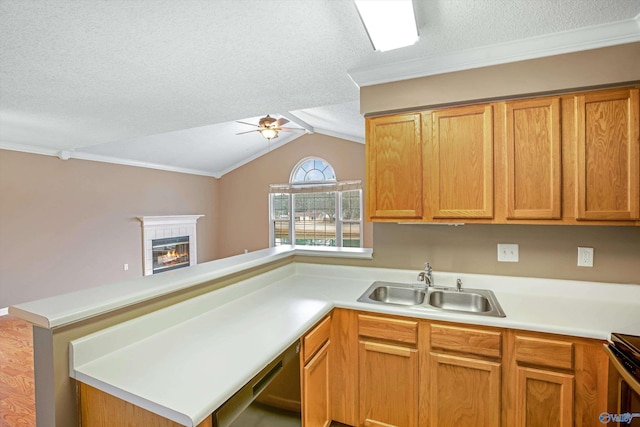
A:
213;342;302;427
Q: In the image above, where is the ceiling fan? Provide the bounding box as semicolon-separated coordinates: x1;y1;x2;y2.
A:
236;115;301;140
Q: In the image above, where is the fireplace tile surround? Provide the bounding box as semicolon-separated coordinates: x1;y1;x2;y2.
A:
138;215;203;276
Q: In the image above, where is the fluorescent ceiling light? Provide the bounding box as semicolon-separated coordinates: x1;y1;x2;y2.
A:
354;0;419;52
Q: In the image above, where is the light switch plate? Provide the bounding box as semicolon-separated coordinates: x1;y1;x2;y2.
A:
497;243;519;262
577;247;594;267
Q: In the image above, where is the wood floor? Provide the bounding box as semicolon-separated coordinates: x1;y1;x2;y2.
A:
0;315;35;427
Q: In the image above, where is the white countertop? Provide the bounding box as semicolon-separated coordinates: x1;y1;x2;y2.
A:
8;245;372;328
68;261;640;427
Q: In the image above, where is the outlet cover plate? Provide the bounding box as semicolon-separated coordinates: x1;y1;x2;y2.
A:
578;247;594;267
498;243;519;262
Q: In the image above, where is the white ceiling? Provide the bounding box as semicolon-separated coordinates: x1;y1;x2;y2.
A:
1;0;639;177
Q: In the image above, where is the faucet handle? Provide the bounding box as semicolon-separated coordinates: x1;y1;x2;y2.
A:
424;262;432;274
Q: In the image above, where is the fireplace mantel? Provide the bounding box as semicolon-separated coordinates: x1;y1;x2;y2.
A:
137;215;204;276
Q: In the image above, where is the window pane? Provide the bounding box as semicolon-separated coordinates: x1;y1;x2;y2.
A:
271;193;290;246
342;222;361;248
291;158;336;183
342;190;361;220
273;220;290;246
294;192;336;246
272;193;290;220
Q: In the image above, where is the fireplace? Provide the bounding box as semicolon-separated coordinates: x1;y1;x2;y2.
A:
152;236;190;274
138;215;203;276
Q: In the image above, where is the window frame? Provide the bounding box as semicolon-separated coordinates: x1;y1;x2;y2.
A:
269;158;362;249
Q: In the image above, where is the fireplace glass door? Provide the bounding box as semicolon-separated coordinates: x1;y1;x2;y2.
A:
152;236;190;274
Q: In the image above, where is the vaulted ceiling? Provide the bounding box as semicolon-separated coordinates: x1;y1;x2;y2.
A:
1;0;639;177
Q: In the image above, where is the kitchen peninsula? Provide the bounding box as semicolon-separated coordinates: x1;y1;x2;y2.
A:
10;246;640;427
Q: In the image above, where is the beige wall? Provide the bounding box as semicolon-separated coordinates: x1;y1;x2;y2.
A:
217;133;373;258
361;43;640;115
0;149;219;307
367;223;640;284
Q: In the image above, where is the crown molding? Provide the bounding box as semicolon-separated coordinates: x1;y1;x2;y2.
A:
348;14;640;87
0;141;60;157
71;152;222;178
0;142;221;178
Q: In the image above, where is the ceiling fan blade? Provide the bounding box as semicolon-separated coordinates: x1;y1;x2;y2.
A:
274;118;289;127
236;129;261;135
279;127;305;131
236;121;260;127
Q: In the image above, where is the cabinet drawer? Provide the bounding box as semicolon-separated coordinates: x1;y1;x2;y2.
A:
430;324;502;359
358;314;418;345
302;316;331;364
515;334;574;370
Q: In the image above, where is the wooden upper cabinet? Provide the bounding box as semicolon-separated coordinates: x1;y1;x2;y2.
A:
575;88;640;220
366;114;423;221
505;97;562;219
425;104;494;219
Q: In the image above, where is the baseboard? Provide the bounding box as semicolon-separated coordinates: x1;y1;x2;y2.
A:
0;307;8;316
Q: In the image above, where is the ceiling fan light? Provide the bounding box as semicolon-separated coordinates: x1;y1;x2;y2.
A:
354;0;419;52
260;128;278;140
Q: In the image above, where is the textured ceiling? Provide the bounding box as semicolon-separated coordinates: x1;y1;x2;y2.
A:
1;0;639;177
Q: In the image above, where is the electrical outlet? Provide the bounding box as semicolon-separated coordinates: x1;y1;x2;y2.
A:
577;247;594;267
124;263;129;271
497;243;519;262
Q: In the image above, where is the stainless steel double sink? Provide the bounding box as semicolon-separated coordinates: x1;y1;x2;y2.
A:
357;281;506;317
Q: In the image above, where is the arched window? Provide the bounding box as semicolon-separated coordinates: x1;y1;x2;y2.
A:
290;157;336;183
269;157;362;248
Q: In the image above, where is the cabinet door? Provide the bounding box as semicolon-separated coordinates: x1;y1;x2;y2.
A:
576;88;640;220
359;340;418;427
515;366;574;427
366;114;423;220
505;97;562;219
429;352;501;427
303;341;331;427
426;104;494;218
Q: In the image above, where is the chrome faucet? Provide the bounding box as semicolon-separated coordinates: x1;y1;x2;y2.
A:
417;262;433;287
456;278;463;292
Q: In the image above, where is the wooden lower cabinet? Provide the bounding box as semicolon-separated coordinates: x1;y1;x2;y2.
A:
357;313;419;427
323;311;610;427
425;322;503;427
428;352;501;427
302;315;332;427
359;340;419;427
78;382;213;427
303;341;331;427
504;330;610;427
514;366;574;427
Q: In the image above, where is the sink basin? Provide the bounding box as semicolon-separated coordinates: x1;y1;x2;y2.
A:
358;281;426;306
428;290;490;312
357;281;506;317
426;288;506;317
